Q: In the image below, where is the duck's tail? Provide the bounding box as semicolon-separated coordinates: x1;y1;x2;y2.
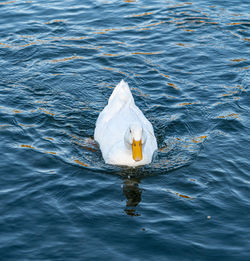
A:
108;80;134;105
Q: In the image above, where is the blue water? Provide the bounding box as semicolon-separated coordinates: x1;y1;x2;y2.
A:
0;0;249;260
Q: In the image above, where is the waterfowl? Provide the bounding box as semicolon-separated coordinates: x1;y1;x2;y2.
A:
94;80;157;167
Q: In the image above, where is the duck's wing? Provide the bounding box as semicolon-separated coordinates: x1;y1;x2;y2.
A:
132;104;155;138
94;80;134;142
97;80;134;124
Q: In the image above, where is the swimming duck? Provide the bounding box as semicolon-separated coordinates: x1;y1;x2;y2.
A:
94;80;157;167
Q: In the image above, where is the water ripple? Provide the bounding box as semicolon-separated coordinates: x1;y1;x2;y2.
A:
0;0;250;260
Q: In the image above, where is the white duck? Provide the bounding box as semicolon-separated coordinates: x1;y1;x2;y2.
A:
94;80;157;167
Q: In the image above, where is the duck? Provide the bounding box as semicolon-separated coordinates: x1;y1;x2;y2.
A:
94;80;157;167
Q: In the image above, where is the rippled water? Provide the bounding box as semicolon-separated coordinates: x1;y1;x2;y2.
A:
0;0;249;260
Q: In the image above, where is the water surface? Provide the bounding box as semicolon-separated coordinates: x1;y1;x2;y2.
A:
0;0;249;260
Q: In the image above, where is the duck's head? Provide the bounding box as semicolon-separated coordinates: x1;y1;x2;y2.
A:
125;123;146;162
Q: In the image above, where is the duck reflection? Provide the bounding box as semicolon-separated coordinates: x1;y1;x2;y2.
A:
122;177;142;216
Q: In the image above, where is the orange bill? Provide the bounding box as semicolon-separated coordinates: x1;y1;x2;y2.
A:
132;139;142;161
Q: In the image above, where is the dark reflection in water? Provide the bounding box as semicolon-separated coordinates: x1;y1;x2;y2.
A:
123;177;142;216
